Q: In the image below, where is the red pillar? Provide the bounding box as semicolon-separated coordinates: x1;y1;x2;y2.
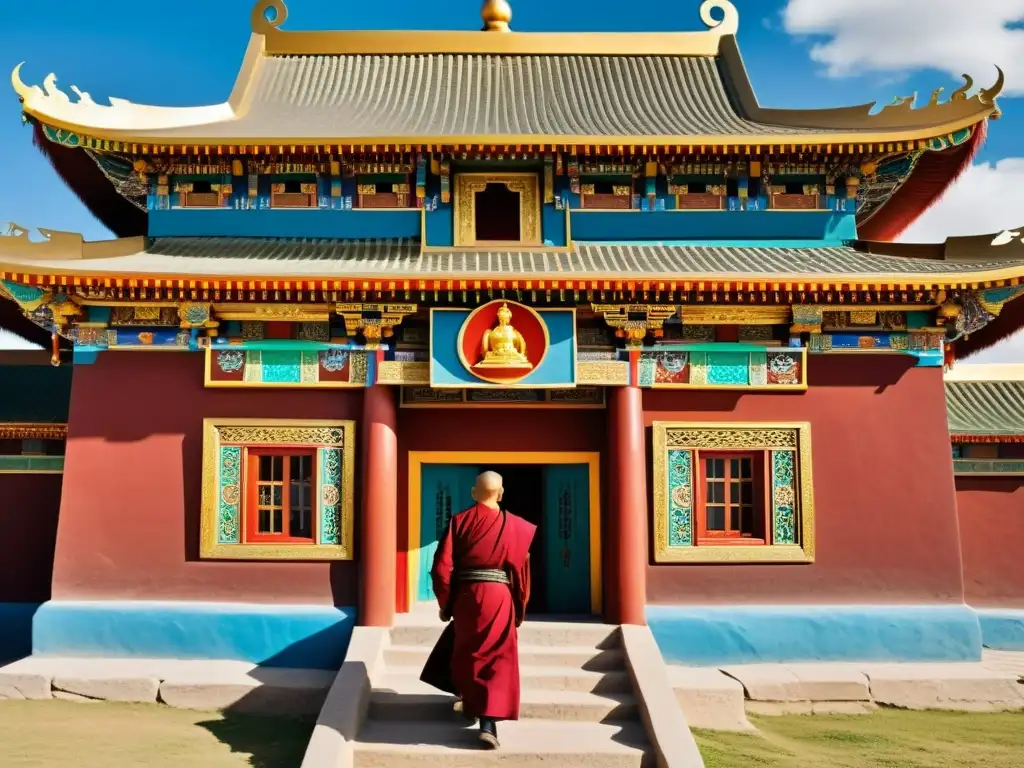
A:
608;385;647;625
360;385;397;627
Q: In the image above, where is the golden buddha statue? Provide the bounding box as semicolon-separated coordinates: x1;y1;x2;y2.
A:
475;303;533;370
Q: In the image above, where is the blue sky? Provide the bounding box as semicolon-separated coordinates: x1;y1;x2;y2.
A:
1;0;1021;360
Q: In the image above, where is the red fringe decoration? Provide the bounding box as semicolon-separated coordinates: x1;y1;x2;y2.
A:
958;291;1024;360
951;435;1024;444
0;297;58;350
32;122;147;238
859;120;987;242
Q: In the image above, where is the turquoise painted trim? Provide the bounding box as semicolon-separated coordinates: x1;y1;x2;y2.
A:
72;349;99;365
569;211;856;242
976;609;1024;651
31;601;356;669
0;455;64;473
430;310;576;388
149;209;421;239
0;603;38;663
86;307;112;323
542;203;567;247
953;459;1024;475
912;350;945;368
646;604;982;665
425;206;454;247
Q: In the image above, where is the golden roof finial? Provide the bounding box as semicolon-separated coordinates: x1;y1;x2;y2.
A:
481;0;512;32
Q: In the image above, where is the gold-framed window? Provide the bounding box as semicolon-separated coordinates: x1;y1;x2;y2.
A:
652;421;815;563
453;173;542;247
200;419;356;561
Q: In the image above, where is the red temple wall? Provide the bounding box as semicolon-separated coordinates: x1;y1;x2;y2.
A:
52;352;361;605
644;355;964;605
956;476;1024;608
0;474;62;602
395;406;607;611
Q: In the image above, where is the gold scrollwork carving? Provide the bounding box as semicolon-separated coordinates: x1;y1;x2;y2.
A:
377;361;429;386
576;361;629;385
665;427;798;450
454;173;541;246
682;306;790;326
218;426;346;446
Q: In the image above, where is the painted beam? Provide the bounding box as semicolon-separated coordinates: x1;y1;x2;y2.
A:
149;209;422;239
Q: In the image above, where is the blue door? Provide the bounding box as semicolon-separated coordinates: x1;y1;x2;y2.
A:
417;464;479;603
542;464;592;614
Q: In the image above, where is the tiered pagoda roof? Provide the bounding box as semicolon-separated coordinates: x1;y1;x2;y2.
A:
11;0;1004;239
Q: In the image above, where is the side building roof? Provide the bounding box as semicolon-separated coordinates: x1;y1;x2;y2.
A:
946;377;1024;439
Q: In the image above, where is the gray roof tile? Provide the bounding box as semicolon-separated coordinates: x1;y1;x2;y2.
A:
151;54;824;140
946;380;1024;436
7;238;1024;279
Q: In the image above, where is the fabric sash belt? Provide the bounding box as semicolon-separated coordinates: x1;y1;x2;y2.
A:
456;568;510;585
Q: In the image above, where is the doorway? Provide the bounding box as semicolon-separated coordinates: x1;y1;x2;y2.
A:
407;452;601;616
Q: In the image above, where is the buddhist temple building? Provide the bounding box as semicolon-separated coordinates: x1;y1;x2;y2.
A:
2;0;1024;677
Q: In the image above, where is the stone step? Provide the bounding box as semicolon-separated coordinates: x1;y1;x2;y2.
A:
384;666;632;694
354;718;654;768
385;643;627;672
369;685;638;722
390;620;621;650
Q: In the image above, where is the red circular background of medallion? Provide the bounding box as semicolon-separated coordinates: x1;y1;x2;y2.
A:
458;300;549;383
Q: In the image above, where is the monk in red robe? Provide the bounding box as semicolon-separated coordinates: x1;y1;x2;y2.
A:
426;470;535;749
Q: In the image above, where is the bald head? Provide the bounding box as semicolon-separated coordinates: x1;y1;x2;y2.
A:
472;471;504;507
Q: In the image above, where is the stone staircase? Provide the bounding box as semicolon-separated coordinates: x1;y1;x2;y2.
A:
352;613;654;767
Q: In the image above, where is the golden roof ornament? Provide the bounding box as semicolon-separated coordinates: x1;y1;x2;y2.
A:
481;0;513;32
476;303;533;370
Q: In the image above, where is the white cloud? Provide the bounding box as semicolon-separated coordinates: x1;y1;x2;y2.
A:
899;158;1024;242
0;329;42;350
781;0;1024;94
896;159;1024;364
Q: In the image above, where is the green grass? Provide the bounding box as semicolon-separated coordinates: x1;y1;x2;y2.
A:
695;710;1024;768
0;700;314;767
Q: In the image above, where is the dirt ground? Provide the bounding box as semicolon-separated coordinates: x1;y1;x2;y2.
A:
0;700;314;767
695;709;1024;768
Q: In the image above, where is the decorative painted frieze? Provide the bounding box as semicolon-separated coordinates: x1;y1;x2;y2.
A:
400;386;604;408
637;346;806;390
204;346;368;388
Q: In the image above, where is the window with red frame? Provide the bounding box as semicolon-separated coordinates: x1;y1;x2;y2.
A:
696;452;768;545
245;448;316;543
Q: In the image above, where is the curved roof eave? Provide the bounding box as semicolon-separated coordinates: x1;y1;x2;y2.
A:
10;0;1002;149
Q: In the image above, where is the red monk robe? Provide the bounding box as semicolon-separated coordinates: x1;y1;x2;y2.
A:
428;503;536;721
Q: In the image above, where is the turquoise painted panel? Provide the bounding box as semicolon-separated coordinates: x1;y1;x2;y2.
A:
542;203;567;247
0;455;64;472
418;464;479;602
569;210;856;242
319;448;343;545
261;350;302;383
667;450;693;547
31;600;356;669
430;310;576;388
542;464;591;615
976;609;1024;651
217;446;241;544
706;352;749;385
148;209;421;239
770;450;797;545
425;206;454;247
647;605;982;665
